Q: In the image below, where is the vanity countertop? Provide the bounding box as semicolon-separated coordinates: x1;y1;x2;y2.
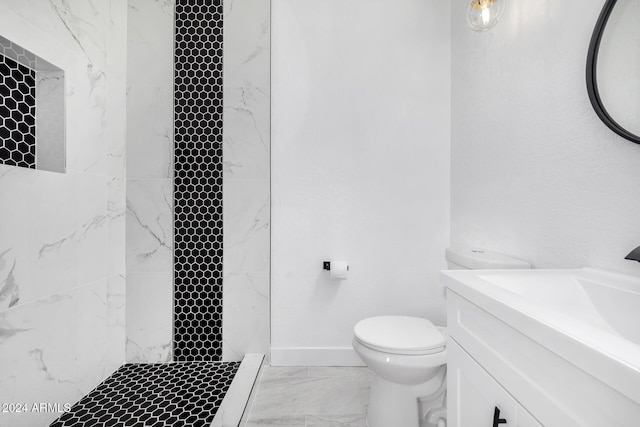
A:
441;267;640;405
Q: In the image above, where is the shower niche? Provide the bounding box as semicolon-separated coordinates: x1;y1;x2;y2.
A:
0;35;65;173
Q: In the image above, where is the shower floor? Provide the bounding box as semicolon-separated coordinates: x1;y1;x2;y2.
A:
49;361;240;427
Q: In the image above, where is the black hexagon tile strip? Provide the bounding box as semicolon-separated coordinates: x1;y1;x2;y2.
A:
50;362;240;427
0;52;36;169
174;0;224;361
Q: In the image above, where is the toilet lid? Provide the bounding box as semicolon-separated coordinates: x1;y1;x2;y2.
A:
354;316;445;355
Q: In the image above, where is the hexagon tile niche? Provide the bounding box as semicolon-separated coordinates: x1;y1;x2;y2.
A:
0;34;65;173
0;51;36;168
174;0;224;361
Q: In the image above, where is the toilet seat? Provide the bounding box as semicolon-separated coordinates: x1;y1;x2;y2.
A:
354;316;445;355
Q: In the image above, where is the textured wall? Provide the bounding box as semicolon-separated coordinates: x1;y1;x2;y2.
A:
0;0;127;425
271;0;451;365
222;0;271;362
125;0;174;363
450;0;640;274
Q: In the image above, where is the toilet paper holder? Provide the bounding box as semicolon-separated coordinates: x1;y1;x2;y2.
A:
322;261;349;271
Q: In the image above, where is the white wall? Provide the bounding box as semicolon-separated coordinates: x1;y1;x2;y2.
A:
0;1;127;425
451;0;640;274
597;0;640;137
271;0;451;365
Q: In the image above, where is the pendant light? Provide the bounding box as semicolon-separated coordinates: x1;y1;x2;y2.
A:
467;0;506;31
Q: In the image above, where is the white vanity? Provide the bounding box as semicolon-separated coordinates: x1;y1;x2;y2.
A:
442;268;640;426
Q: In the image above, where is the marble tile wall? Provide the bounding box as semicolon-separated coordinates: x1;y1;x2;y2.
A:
0;0;267;422
0;0;127;425
106;0;128;376
36;69;66;173
222;0;271;362
126;0;270;363
125;0;174;363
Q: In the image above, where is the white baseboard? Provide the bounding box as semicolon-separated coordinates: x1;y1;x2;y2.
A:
270;347;365;367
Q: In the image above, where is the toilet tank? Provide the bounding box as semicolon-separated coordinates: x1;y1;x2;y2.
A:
445;247;531;270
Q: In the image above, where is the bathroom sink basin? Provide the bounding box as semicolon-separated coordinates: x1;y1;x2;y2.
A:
441;268;640;405
475;269;640;345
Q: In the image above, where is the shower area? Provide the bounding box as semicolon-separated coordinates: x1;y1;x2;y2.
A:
0;0;270;425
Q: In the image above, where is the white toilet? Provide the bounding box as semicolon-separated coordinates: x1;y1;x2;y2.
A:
353;247;530;427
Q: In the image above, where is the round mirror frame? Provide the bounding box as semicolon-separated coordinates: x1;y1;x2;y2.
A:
586;0;640;144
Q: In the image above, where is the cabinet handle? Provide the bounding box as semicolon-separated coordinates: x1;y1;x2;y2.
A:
493;406;507;427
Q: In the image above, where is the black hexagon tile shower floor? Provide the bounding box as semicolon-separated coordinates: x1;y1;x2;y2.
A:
50;362;240;427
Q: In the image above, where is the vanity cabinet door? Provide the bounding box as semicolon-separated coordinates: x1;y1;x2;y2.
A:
447;339;543;427
448;338;517;427
517;406;543;427
449;338;543;427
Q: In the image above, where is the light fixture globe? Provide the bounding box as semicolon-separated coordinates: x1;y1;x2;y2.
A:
467;0;506;31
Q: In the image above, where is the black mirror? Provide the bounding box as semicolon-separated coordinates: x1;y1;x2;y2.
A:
586;0;640;144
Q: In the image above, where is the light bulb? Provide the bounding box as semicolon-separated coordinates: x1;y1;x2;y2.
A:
467;0;506;32
481;7;491;26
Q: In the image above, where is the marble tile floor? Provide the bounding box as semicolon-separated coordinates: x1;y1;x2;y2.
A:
243;367;373;427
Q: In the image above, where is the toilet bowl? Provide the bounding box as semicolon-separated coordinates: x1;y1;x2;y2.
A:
353;247;530;427
353;316;447;427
